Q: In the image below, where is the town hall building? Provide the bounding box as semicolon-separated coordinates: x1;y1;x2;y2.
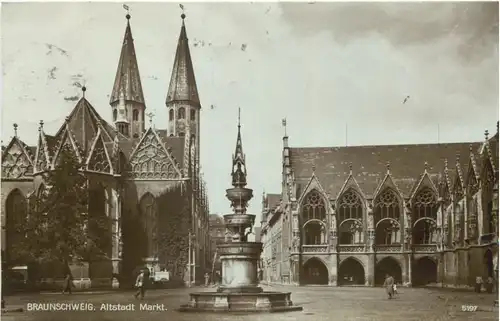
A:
261;124;498;288
1;13;210;288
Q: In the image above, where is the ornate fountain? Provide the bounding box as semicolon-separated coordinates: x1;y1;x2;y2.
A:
179;111;303;313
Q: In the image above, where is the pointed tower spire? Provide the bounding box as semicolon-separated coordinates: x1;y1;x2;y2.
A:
166;13;200;107
231;108;247;188
110;12;145;138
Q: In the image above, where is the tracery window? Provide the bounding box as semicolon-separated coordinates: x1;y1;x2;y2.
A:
113;109;117;122
412;188;438;221
413;218;437;244
178;107;186;119
338;189;363;244
374;189;401;245
133;109;139;121
169;109;174;121
139;193;158;257
6;189;27;261
190;109;196;121
302;190;326;221
304;221;326;245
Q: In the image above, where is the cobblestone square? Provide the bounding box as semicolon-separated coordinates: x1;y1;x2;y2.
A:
2;286;497;321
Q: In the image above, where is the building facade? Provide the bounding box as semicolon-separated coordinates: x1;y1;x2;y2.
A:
1;13;210;288
209;214;225;273
261;125;499;287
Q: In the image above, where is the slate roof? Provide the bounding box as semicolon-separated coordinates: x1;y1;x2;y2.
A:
165;16;200;107
109;15;145;105
290;142;483;199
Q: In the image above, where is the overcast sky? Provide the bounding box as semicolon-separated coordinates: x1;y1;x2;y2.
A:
1;2;498;225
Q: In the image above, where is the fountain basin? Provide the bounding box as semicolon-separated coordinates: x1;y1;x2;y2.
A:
226;187;253;202
223;214;256;228
178;291;303;313
217;242;261;256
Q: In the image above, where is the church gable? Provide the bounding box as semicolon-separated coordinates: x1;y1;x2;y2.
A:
336;171;365;200
1;137;34;179
86;132;112;174
34;134;49;172
128;128;182;179
52;128;83;167
297;172;330;206
410;170;438;201
465;157;479;196
373;167;403;201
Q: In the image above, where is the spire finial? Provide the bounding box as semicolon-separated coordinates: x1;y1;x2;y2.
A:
424;161;428;172
146;112;154;127
282;118;287;137
386;161;390;173
469;144;473;154
349;162;353;174
180;4;186;20
123;4;130;20
485;129;489;141
444;158;448;169
82;85;87;98
312;164;316;173
238;107;241;128
13;123;18;137
456;152;460;164
39;120;44;131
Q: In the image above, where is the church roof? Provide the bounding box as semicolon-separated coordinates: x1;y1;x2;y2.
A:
290;142;482;199
109;15;145;105
55;96;128;157
165;15;200;107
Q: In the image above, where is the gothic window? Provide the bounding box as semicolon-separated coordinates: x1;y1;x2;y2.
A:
178;107;186;119
482;161;495;234
375;219;400;245
301;190;326;222
412;188;438;221
374;188;400;223
190;109;196;121
139;193;158;257
88;138;110;173
454;203;464;243
128;131;178;179
169;109;174;121
2;142;33;179
133;109;139;121
338;189;363;244
413;218;437;244
113;109;117;122
5;189;27;261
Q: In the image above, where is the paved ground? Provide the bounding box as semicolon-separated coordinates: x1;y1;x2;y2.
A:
2;285;498;321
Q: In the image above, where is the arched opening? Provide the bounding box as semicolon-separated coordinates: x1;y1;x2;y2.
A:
169;109;174;121
5;189;27;263
375;257;402;285
374;189;401;245
190;109;196;121
375;219;400;245
412;257;437;286
338;189;364;244
301;190;327;245
178;107;186;119
113;109;117;122
413;218;437;244
139;193;158;258
484;249;494;278
338;258;365;286
133;109;139;121
301;258;328;285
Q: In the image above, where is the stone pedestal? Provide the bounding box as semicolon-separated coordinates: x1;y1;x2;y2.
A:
217;242;262;293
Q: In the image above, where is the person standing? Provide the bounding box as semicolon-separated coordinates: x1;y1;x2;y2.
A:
134;271;145;300
62;273;72;295
383;274;395;299
475;276;483;293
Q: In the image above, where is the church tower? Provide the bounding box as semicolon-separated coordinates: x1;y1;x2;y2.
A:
110;13;146;139
166;13;201;154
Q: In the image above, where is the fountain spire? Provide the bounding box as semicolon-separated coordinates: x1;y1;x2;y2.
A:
231;107;247;188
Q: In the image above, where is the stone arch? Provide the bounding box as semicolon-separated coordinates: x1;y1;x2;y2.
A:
301;257;329;285
5;189;27;262
375;256;402;285
412;256;437;286
338;257;365;286
139;193;158;258
337;188;364;244
413;217;437;244
375;218;401;245
301;190;327;245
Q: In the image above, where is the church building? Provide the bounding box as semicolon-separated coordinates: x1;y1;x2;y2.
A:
1;13;210;288
261;123;498;288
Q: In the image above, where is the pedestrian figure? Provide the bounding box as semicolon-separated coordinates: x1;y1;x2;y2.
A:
393;283;398;296
204;273;210;287
486;276;494;293
383;273;395;299
134;271;145;300
62;273;72;294
475;276;483;293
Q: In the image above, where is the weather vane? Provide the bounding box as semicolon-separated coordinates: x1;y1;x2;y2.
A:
123;4;130;14
146;112;155;127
